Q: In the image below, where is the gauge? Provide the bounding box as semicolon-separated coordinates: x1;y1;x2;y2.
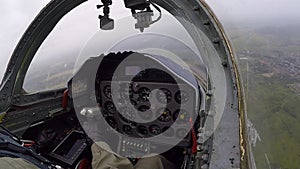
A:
156;88;172;104
103;85;112;99
128;121;137;127
106;117;118;130
138;105;152;120
175;90;189;104
123;125;133;135
149;125;161;135
138;105;150;112
173;109;190;124
157;108;172;122
119;113;137;127
105;101;116;114
101;110;109;117
120;107;136;120
138;125;148;135
138;87;151;102
162;127;174;137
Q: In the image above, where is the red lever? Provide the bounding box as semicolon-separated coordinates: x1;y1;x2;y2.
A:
62;89;69;109
190;118;197;154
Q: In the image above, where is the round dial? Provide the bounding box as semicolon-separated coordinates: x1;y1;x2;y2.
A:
105;101;116;114
157;108;172;122
123;125;133;135
173;109;190;124
175;90;189;104
106;117;118;130
156;88;172;104
149;125;161;135
101;110;109;117
103;85;112;99
138;125;148;135
138;87;151;102
119;112;137;127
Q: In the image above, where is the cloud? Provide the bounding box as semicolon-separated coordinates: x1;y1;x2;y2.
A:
1;0;299;83
205;0;300;24
0;0;49;82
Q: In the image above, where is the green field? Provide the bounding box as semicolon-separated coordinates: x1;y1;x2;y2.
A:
248;74;300;169
227;24;300;169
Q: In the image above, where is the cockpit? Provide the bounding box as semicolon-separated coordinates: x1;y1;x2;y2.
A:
0;0;245;169
71;51;202;155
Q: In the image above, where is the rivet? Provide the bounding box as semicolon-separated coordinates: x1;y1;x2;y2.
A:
193;6;200;11
203;20;210;26
212;38;220;44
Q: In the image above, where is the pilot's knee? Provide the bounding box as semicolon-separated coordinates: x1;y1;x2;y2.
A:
0;157;39;169
135;155;176;169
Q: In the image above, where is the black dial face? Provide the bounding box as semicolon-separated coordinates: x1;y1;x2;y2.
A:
175;90;189;104
173;109;190;124
103;85;112;99
120;107;136;120
138;105;150;112
119;115;137;127
138;87;151;102
102;110;109;117
105;101;116;114
137;125;148;135
157;108;172;122
156;88;172;104
106;117;118;130
138;105;152;120
123;125;133;135
149;125;161;135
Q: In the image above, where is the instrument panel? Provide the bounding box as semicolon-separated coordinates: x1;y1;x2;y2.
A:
70;52;201;148
99;81;196;145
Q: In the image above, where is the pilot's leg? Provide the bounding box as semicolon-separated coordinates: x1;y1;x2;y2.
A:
91;142;134;169
134;155;177;169
0;157;39;169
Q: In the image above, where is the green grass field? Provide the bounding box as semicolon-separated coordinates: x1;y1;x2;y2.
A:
227;24;300;169
247;74;300;169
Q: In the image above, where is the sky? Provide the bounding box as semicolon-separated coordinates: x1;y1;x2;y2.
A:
0;0;299;83
206;0;300;24
0;0;50;83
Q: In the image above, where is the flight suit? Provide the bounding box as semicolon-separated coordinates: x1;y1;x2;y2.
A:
91;142;176;169
0;157;40;169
